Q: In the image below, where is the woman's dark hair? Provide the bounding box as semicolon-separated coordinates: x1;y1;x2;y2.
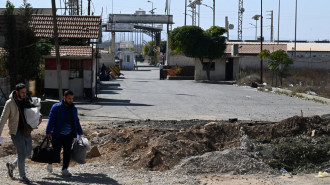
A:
64;90;74;97
15;83;26;92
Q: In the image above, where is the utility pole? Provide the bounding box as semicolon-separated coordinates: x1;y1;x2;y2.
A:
225;16;229;39
260;0;263;84
294;0;297;57
88;0;91;15
213;0;215;26
267;10;273;42
51;0;63;100
277;0;280;44
184;0;187;26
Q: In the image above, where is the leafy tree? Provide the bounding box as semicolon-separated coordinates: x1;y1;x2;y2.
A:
2;0;51;88
160;40;167;54
258;49;270;60
142;41;155;64
169;25;227;80
259;49;293;86
142;41;155;57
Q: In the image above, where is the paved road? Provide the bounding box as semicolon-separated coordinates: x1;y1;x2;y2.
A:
76;63;330;122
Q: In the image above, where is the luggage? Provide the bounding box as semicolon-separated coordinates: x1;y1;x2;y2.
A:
31;137;60;163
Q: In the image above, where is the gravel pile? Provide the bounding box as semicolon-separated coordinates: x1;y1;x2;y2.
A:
174;148;275;175
0;155;199;185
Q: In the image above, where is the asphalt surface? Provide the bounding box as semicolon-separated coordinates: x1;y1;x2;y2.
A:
76;63;330;122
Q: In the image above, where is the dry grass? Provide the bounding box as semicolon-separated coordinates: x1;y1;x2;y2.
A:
238;68;330;99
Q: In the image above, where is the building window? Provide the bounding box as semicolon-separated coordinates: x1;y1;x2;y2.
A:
69;60;83;79
202;62;215;71
126;55;130;62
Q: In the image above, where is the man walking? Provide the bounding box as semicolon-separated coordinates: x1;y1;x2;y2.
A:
159;63;164;80
46;90;83;177
0;83;41;184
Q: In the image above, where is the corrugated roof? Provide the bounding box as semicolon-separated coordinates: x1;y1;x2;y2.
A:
286;42;330;52
228;41;330;52
48;46;92;57
226;43;287;54
30;14;101;39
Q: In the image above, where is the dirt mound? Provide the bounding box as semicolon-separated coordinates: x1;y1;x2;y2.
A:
86;122;241;171
84;116;329;173
241;116;329;140
1;116;329;175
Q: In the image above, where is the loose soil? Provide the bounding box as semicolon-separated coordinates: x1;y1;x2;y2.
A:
0;116;329;184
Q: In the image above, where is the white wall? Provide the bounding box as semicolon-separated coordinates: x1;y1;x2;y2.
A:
195;58;239;81
239;56;330;71
44;70;70;89
168;54;195;66
119;51;134;70
100;53;115;68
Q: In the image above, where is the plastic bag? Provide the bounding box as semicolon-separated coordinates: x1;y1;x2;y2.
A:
81;136;91;152
24;107;41;129
71;136;90;164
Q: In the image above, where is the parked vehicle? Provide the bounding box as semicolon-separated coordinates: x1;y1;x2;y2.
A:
135;55;144;62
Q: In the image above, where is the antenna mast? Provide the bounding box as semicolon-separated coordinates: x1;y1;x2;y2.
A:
237;0;244;40
65;0;81;15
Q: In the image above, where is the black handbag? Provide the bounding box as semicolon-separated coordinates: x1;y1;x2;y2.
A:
31;137;61;163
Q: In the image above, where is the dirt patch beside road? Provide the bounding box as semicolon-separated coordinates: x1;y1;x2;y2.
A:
0;116;329;183
80;116;329;174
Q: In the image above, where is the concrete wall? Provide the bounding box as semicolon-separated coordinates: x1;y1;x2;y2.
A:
0;77;10;106
239;56;269;69
168;54;195;66
239;56;330;71
195;58;239;81
100;53;116;68
292;57;330;71
45;70;70;89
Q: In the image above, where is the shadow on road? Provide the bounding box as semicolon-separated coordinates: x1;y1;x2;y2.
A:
38;173;120;185
199;81;235;85
95;98;152;106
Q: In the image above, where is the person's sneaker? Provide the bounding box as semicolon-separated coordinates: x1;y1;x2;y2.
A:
19;176;31;184
61;169;72;177
46;164;53;173
6;162;14;179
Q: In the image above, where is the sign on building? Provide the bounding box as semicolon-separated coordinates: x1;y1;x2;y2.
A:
120;41;134;49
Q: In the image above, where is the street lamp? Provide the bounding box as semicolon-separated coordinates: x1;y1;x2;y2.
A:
252;15;261;40
147;0;155;15
249;23;257;40
201;2;215;26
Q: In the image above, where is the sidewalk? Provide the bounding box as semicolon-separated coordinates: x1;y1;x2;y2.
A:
272;87;330;105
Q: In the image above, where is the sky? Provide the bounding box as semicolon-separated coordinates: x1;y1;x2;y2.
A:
1;0;330;42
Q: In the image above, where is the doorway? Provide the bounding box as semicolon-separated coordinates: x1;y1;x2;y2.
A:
225;58;234;81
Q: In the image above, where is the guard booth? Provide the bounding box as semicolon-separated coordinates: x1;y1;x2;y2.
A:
118;41;134;70
118;50;134;70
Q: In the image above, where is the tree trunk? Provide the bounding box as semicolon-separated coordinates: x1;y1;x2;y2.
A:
271;71;274;87
206;61;212;81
